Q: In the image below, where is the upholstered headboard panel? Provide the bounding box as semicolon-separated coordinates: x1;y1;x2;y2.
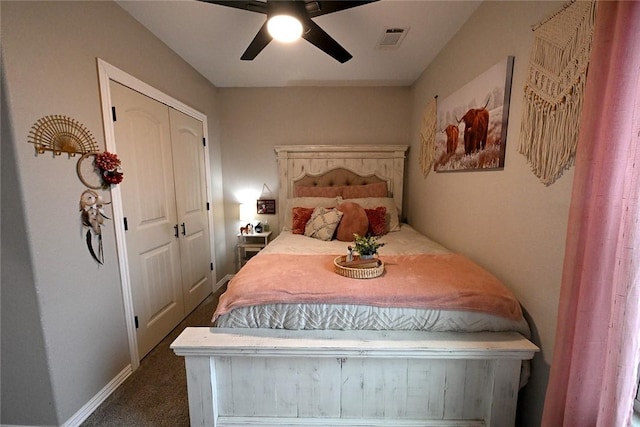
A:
294;167;386;188
293;168;389;198
274;145;408;228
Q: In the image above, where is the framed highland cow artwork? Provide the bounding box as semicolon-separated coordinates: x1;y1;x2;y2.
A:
434;56;514;172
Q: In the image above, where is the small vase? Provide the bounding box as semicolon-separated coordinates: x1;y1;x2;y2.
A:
360;254;374;260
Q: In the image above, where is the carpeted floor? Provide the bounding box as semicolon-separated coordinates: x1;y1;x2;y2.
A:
82;287;222;427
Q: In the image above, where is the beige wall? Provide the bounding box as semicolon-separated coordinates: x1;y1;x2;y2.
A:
218;87;412;273
1;1;226;424
407;1;570;425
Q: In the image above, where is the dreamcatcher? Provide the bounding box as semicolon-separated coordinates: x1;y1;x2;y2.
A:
79;190;110;265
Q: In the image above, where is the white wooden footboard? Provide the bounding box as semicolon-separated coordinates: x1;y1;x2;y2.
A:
171;328;538;427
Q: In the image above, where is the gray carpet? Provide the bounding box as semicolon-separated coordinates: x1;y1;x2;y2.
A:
82;288;222;427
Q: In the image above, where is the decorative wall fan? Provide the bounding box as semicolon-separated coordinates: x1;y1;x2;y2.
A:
28;115;99;157
202;0;377;63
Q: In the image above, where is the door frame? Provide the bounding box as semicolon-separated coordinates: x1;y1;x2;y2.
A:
97;58;216;369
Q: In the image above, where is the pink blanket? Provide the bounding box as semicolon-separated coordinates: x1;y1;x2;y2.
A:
213;254;523;322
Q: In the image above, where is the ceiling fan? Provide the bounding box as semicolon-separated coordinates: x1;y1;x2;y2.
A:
201;1;378;63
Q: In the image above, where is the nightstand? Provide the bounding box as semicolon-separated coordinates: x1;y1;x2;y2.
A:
237;231;272;270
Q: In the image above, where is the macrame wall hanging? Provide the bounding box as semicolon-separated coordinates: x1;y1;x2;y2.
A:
519;0;596;186
419;96;438;177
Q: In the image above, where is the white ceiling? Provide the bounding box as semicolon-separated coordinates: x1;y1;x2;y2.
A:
116;0;482;88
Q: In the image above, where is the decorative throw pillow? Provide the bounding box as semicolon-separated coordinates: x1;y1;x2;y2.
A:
365;206;387;236
304;207;343;241
335;202;369;242
283;197;341;231
343;197;400;232
291;207;315;234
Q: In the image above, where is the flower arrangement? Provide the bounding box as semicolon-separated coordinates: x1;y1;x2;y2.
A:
95;151;124;186
352;233;385;258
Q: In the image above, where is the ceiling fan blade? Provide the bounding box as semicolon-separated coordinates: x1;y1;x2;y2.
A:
201;0;376;62
301;18;352;63
241;21;272;60
199;0;267;15
306;1;378;18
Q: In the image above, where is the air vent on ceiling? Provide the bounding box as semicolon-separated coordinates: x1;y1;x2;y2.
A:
376;27;409;49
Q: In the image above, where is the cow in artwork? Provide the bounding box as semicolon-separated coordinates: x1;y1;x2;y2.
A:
457;100;490;154
443;124;460;156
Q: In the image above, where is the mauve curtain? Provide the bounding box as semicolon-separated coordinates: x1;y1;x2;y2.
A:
541;1;640;426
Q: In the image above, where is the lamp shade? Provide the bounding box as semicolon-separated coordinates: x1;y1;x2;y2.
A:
239;203;255;222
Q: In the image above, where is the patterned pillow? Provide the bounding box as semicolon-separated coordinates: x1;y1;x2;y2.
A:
304;207;343;241
283;197;341;231
365;206;387;236
291;207;315;234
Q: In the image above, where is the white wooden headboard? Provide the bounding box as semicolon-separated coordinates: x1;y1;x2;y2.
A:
274;145;409;227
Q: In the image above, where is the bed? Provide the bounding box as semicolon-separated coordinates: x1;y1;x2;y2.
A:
171;145;538;427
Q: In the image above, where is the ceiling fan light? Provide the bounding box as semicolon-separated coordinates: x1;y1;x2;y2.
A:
267;15;303;43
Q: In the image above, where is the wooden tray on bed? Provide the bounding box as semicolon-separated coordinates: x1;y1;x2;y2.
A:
334;255;384;279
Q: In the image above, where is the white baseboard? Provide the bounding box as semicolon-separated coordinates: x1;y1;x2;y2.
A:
213;274;233;293
55;275;231;427
61;365;132;427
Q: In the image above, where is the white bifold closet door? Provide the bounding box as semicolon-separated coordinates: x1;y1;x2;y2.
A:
110;81;212;359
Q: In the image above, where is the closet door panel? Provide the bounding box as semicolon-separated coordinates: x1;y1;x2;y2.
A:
111;81;185;359
170;108;213;313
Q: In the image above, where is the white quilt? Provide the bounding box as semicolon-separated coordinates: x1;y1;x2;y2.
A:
216;225;530;338
260;224;450;256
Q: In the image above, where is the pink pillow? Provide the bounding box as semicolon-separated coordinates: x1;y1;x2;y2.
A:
365;206;387;236
335;202;369;242
342;182;388;199
291;207;315;234
343;197;400;232
294;185;344;198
